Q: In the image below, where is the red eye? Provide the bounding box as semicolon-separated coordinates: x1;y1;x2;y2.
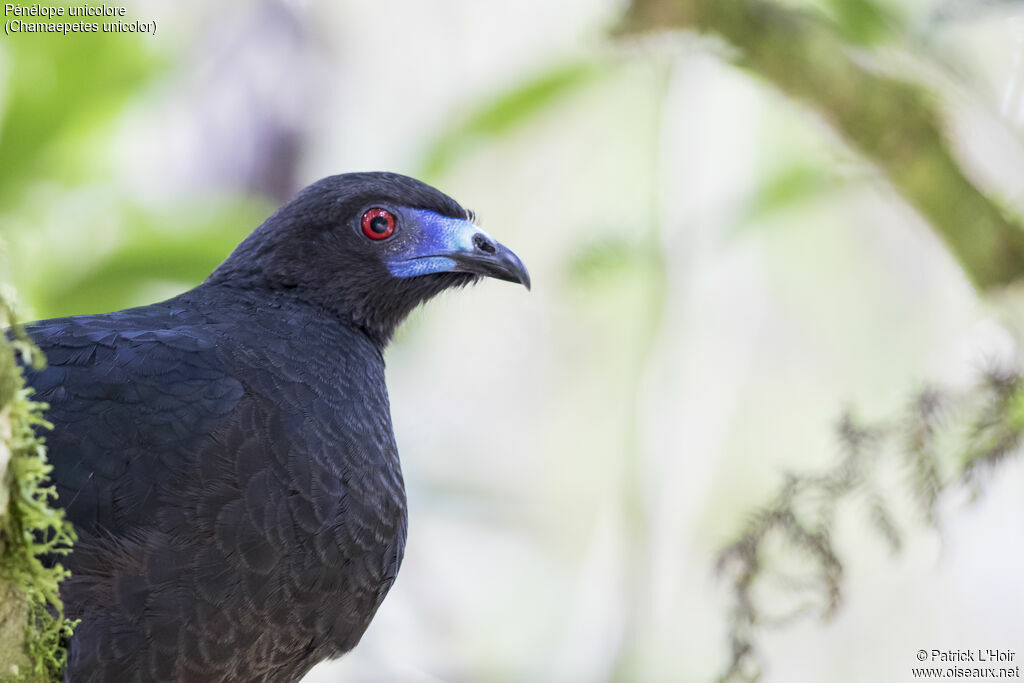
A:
361;208;396;240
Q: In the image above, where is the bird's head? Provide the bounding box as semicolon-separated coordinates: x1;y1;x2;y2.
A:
207;172;530;345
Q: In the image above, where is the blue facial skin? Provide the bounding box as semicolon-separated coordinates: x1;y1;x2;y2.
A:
384;209;484;279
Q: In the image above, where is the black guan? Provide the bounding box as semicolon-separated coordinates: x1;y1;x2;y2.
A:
19;172;530;681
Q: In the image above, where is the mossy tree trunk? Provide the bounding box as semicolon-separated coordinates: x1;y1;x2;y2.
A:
0;306;75;682
620;0;1024;292
1;399;31;678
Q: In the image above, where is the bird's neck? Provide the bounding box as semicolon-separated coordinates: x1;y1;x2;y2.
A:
194;278;398;350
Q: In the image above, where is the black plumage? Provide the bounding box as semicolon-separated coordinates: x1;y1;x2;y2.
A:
19;172;529;682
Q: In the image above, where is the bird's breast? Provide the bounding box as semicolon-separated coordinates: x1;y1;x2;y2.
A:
180;311;410;669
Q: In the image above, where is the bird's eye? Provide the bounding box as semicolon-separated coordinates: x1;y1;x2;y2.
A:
361;208;396;240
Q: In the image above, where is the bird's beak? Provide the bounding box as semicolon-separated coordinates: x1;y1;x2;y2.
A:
449;234;531;290
386;210;531;290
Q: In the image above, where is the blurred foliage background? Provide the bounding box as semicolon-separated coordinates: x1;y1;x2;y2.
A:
3;0;1024;681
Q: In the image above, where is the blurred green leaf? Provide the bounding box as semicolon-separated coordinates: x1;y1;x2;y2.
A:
421;60;614;178
743;164;840;223
16;198;271;318
0;11;164;206
823;0;894;45
567;238;661;286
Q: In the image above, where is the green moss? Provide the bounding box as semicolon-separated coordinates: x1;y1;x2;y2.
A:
0;302;76;682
